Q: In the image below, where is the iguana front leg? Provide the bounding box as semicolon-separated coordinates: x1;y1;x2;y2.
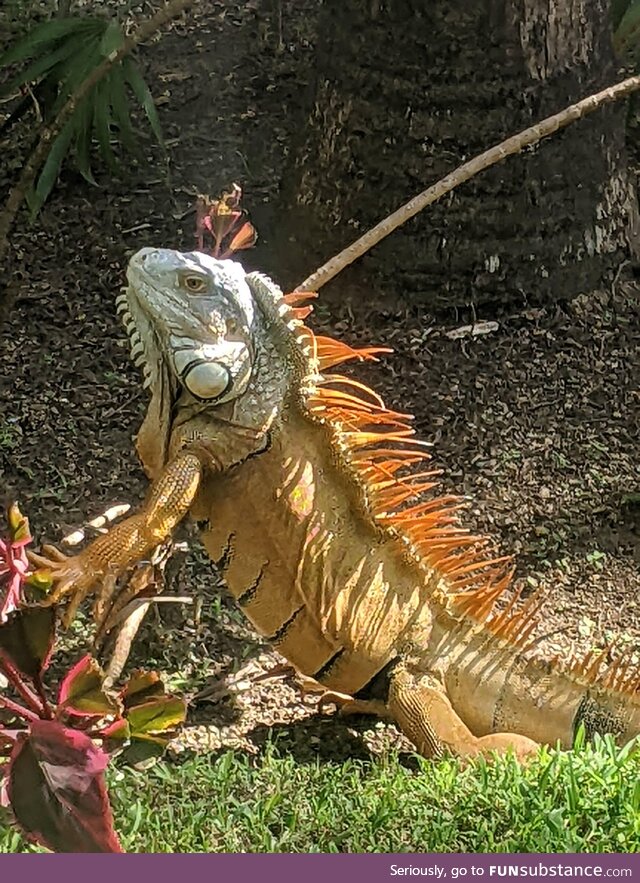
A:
388;667;539;762
29;450;205;626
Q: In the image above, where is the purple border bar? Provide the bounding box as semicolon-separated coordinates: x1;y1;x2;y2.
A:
0;853;639;880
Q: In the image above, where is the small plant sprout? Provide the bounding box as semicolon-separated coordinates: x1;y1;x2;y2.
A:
195;184;258;259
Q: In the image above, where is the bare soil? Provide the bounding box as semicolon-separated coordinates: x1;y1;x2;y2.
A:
0;1;638;758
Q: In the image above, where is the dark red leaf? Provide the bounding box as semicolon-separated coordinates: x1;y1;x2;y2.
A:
0;606;55;679
7;720;123;853
0;570;24;624
0;508;30;622
99;717;130;747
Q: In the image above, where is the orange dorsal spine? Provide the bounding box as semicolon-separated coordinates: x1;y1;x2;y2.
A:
270;289;640;702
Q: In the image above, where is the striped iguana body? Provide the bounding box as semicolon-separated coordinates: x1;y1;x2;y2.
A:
33;247;640;761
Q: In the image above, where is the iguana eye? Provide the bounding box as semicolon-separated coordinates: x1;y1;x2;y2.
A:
183;274;207;293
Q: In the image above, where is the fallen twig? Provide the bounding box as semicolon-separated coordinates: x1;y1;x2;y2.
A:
103;598;152;687
103;595;193;686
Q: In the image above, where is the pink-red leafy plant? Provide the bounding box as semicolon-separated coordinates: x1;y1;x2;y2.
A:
0;505;187;853
195;183;258;259
0;504;50;623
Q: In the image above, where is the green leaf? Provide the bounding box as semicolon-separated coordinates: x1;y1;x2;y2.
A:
73;95;98;184
28;116;76;215
49;33;104;112
573;722;586;752
92;79;117;171
612;0;634;29
107;62;136;156
614;0;640;52
100;718;130;743
0;18;97;68
122;736;166;767
7;503;30;543
1;16;162;210
0;40;80;99
24;570;53;594
126;696;186;738
122;56;164;147
98;20;125;58
121;670;166;710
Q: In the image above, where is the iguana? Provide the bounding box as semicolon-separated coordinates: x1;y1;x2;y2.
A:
30;247;640;761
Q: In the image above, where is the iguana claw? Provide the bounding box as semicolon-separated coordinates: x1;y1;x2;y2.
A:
27;545;98;625
31;543;69;564
25;450;205;628
317;691;389;719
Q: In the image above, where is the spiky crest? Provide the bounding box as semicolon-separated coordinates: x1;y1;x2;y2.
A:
275;289;640;701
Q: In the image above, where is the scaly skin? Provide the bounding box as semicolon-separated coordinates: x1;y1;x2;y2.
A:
32;248;640;760
30;450;204;625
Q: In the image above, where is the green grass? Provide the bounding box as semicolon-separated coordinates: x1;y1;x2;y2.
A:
2;735;639;853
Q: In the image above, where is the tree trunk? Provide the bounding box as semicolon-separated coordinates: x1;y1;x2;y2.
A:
277;0;639;310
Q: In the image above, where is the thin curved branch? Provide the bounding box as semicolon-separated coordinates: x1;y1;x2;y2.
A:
296;74;640;293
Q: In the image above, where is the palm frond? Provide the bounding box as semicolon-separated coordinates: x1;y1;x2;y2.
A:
27;115;77;214
0;14;165;213
122;56;164;147
0;18;99;67
614;0;640;55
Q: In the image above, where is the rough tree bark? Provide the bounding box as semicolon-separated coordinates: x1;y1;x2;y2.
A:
279;0;640;309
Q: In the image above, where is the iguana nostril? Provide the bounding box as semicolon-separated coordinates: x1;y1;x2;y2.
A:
132;247;158;265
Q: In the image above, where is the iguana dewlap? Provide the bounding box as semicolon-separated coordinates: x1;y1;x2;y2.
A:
31;248;640;762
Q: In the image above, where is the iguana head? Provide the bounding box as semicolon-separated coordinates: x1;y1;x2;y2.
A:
122;247;256;401
118;247;293;476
